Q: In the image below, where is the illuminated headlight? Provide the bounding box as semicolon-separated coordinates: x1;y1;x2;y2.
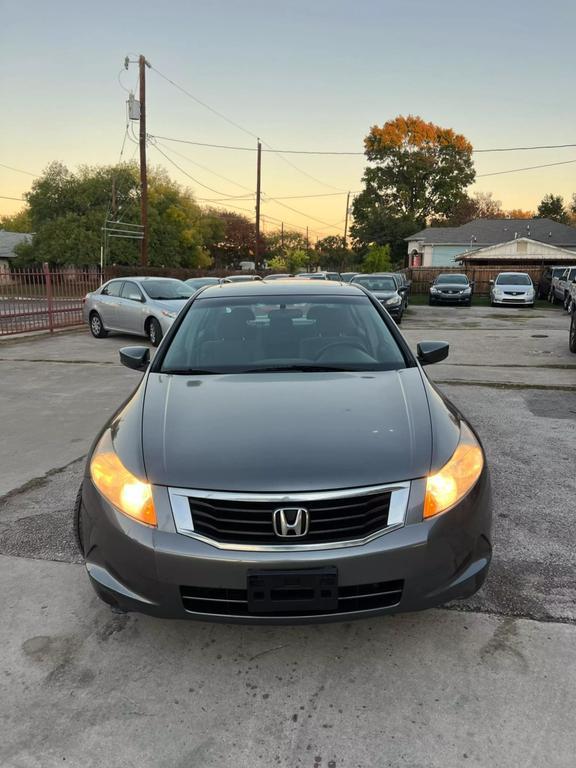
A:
90;432;156;526
424;423;484;518
386;295;402;306
161;310;178;319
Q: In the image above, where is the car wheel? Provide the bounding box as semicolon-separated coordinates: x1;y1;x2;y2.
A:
89;311;108;338
568;298;575;314
147;317;163;347
396;314;402;325
570;312;576;353
549;290;557;304
563;294;571;311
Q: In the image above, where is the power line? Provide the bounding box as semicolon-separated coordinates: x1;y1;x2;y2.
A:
262;197;344;232
148;133;576;156
0;195;25;201
153;138;255;195
477;158;576;178
148;67;344;192
0;163;39;177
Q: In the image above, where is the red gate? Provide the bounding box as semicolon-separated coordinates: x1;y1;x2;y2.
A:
0;264;101;337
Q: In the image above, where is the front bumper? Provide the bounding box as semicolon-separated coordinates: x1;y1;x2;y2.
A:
379;301;403;317
491;295;534;306
430;292;471;304
81;469;492;624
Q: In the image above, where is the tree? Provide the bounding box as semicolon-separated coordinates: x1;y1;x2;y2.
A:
505;208;534;219
362;244;392;273
0;208;32;233
266;229;307;260
352;115;475;261
14;161;218;267
536;194;568;223
314;235;350;268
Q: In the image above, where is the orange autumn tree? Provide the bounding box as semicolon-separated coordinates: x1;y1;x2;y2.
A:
351;116;475;258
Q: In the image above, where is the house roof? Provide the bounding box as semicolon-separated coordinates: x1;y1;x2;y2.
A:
456;237;576;263
406;218;576;247
0;230;32;259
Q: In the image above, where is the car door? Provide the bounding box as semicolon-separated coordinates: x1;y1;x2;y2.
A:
118;281;147;335
96;280;124;329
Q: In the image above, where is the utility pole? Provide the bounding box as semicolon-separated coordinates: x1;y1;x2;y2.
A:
255;139;262;266
343;191;351;248
139;54;150;266
281;221;284;252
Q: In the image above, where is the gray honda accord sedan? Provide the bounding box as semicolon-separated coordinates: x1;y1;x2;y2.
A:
77;279;492;623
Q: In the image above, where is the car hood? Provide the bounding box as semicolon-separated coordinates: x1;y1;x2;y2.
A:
494;283;532;291
372;291;398;300
152;299;189;314
141;368;433;492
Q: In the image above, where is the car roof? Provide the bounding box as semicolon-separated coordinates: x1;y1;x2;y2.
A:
109;276;185;283
496;272;531;277
197;278;361;297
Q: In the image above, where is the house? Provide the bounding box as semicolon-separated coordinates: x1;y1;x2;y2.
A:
406;218;576;267
455;237;576;266
0;230;32;271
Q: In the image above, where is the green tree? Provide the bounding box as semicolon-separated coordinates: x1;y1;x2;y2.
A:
266;229;307;260
15;161;218;268
352;115;475;261
537;194;568;223
314;235;350;268
285;248;309;274
362;244;392;273
0;208;32;233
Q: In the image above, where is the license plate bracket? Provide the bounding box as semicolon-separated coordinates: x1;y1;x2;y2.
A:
247;568;338;614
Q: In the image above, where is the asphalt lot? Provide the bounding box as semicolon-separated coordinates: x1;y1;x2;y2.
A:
1;304;575;767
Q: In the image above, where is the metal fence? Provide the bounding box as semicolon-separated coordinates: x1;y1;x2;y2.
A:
404;264;546;296
0;264;101;337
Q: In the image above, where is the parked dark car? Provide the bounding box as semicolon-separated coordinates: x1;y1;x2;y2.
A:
185;277;224;291
429;274;473;306
296;271;342;281
537;266;565;300
350;274;404;323
77;280;491;623
340;272;359;283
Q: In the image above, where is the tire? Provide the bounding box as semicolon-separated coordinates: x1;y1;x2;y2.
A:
396;314;402;325
89;311;108;338
568;298;575;314
549;290;557;304
570;312;576;353
563;293;571;311
147;317;163;347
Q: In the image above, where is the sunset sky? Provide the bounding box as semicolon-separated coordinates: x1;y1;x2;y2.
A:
1;0;575;239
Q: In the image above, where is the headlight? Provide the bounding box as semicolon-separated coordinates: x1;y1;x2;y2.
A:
463;287;471;294
423;423;484;518
494;289;503;296
161;310;177;319
90;433;157;526
386;295;402;306
430;287;439;293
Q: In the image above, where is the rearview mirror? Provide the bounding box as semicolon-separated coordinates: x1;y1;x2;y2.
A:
417;341;449;366
119;346;150;371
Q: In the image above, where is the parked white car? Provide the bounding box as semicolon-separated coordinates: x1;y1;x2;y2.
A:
83;277;193;346
490;272;535;308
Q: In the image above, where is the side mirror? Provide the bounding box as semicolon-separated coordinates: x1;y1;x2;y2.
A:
489;279;494;285
119;346;150;371
417;341;449;366
398;286;407;294
469;281;475;287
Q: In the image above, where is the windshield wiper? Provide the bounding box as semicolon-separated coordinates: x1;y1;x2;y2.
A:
161;368;220;375
241;365;358;373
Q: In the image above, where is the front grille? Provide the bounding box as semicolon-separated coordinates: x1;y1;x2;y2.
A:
180;579;404;617
187;491;392;546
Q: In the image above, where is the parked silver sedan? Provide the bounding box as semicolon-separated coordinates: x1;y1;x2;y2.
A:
84;277;194;346
489;272;535;308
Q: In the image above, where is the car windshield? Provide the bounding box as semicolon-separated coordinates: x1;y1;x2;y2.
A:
436;274;468;284
353;276;397;292
159;295;408;373
141;280;194;300
496;273;531;285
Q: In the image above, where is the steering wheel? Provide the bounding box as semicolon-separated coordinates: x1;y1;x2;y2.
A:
314;340;368;360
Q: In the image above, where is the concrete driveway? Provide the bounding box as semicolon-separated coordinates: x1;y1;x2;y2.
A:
1;305;575;768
